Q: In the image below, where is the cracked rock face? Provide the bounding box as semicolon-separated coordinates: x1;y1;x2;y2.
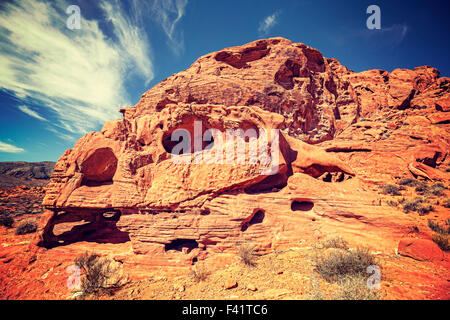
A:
36;37;449;276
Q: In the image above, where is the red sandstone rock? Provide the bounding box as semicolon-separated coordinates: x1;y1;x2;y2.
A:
398;238;444;262
27;37;449;282
224;279;238;290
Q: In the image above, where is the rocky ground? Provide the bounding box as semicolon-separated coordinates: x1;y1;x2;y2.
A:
0;201;448;300
0;183;449;300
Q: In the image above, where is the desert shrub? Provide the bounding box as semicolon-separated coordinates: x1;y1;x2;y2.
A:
417;204;434;215
15;220;37;235
402;198;424;212
429;183;446;196
415;182;446;197
332;274;381;300
386;200;398;207
307;277;325;300
75;252;122;296
428;220;450;235
237;242;257;267
315;248;376;282
402;198;433;214
443;199;450;208
321;237;349;250
191;264;210;282
0;215;14;228
431;234;450;251
381;184;403;196
414;183;429;195
398;178;419;187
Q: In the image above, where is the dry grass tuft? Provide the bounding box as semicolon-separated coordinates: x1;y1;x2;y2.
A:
314;247;376;282
15;220;37;235
75;252;123;297
237;242;258;267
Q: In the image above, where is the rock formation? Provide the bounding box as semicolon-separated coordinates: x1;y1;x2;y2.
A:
0;162;55;189
35;37;449;278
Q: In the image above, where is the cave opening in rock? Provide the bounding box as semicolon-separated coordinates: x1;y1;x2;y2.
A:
80;148;118;186
162;120;215;155
40;209;130;249
241;210;265;232
165;239;199;253
291;200;314;212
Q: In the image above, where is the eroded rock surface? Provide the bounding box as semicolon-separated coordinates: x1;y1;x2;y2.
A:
32;38;449;280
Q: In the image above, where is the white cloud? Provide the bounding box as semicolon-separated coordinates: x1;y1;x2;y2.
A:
0;141;25;153
335;24;409;47
18;105;47;121
258;11;281;35
144;0;189;55
0;0;154;137
379;24;409;45
46;126;76;141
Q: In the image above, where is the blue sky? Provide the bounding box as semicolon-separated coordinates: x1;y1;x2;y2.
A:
0;0;449;162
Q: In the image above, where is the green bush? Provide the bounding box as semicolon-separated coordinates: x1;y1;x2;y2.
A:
15;220;37;235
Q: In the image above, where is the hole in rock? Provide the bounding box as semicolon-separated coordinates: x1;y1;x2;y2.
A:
200;208;211;216
80;148;118;186
40;209;130;249
303;164;353;182
102;211;121;221
241;210;265;232
162;119;215;155
165;239;199;253
291;200;314;212
192;257;198;265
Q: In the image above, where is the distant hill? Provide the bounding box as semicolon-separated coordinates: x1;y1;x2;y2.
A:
0;161;55;189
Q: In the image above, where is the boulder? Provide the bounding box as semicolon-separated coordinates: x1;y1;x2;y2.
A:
398;238;444;262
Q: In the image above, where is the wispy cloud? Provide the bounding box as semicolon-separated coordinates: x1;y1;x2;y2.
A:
334;24;409;47
0;141;25;153
17;105;47;121
141;0;189;55
377;24;409;45
0;0;154;138
258;11;281;35
46;126;76;142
